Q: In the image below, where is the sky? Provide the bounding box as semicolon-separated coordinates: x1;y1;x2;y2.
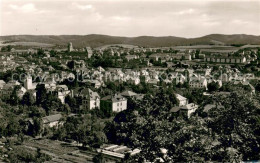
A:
0;0;260;38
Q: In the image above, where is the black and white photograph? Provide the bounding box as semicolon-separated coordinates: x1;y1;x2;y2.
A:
0;0;260;162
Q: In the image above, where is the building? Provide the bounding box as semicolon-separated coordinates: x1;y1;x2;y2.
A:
170;103;198;118
101;94;127;112
175;74;186;85
125;55;139;61
42;114;62;128
0;80;6;89
72;88;100;110
204;54;246;64
180;103;198;118
175;94;188;106
24;75;32;90
68;42;73;52
171;53;191;60
86;47;93;58
97;144;141;162
56;85;70;104
189;76;208;89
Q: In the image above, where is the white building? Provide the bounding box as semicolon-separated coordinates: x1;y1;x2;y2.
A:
101;94;127;112
181;103;199;118
86;47;93;58
189;76;208;89
175;94;188;106
24;75;37;90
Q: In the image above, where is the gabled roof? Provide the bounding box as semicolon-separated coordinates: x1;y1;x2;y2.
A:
203;104;224;112
74;88;100;99
42;114;62;124
175;94;187;101
120;90;137;97
101;94;126;102
170;106;181;113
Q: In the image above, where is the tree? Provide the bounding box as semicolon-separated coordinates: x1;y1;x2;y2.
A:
67;60;75;70
32;117;43;137
8;85;21;105
62;104;71;114
42;93;62;115
36;84;47;105
22;92;35;106
208;82;220;92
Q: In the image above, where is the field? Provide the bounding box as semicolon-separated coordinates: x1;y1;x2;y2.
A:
0;41;55;47
16;138;97;163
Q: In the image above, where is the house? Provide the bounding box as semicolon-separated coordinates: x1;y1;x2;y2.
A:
101;94;127;112
17;86;27;99
180;103;198;118
56;85;70;104
97;144;141;162
42;114;62;128
0;80;6;88
0;83;15;98
91;80;102;88
175;94;188;106
170;103;198;118
166;62;176;68
125;55;138;61
171;53;191;60
128;77;140;85
189;76;207;89
149;53;170;62
72;88;100;110
175;74;186;85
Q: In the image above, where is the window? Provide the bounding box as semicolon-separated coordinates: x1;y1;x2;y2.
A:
117;103;119;106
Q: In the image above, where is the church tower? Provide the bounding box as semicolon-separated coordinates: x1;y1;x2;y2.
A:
68;42;73;52
24;75;32;90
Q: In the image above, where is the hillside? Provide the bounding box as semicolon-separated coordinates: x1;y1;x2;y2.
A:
0;34;259;48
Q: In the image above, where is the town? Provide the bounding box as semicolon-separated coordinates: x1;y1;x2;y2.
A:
0;40;260;162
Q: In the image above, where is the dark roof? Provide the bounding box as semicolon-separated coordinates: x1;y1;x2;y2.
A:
101;94;126;102
120;90;137;97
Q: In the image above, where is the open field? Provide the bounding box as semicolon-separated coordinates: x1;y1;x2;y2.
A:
0;41;55;47
96;44;139;50
18;138;97;163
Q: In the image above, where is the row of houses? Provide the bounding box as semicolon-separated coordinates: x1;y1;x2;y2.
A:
204;55;247;64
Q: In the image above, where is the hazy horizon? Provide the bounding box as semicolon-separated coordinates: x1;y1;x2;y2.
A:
0;33;260;39
1;0;260;37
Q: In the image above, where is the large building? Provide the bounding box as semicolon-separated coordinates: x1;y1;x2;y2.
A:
71;88;100;110
171;52;191;60
189;76;208;89
204;54;246;64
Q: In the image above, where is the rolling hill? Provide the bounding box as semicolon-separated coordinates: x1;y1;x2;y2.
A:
0;34;259;48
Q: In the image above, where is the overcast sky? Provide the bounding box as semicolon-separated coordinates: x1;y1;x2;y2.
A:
1;0;260;38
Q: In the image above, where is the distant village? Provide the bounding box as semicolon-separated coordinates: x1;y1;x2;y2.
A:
0;42;260;162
